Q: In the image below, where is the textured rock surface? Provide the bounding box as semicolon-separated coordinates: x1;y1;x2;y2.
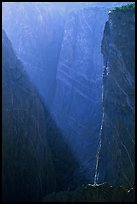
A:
52;7;108;184
97;5;135;187
2;29;55;202
2;30;80;202
42;183;135;202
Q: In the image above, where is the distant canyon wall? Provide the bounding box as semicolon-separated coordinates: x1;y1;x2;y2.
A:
2;2;67;108
51;7;108;182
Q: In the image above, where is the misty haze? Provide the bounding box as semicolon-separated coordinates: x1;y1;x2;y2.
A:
2;2;135;202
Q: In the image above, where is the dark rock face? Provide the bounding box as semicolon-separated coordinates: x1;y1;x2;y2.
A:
97;7;135;187
2;30;80;202
2;30;55;202
52;7;108;184
42;183;135;202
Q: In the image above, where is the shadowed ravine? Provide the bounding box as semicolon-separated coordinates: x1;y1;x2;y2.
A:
2;30;87;202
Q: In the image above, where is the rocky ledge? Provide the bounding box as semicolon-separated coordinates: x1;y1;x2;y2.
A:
42;183;135;202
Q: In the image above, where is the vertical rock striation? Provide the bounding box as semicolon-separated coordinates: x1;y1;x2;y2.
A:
52;7;108;183
98;5;135;187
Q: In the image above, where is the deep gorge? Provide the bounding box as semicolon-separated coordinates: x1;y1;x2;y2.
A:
2;2;135;202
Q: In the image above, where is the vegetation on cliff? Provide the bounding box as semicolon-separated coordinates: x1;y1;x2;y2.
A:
110;3;135;12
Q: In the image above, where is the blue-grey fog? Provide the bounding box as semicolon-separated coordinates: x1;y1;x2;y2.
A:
2;2;135;202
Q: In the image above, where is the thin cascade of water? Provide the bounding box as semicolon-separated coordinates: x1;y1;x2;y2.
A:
93;75;105;185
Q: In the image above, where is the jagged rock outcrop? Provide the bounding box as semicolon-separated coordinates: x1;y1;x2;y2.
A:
97;5;135;187
51;7;108;184
2;30;80;202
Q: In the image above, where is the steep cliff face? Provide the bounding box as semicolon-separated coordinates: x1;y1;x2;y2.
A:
2;30;56;202
97;5;135;187
52;7;108;183
2;30;80;202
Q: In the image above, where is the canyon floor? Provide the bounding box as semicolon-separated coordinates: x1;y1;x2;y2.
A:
42;183;135;202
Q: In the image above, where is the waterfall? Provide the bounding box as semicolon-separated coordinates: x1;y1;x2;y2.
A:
94;76;104;185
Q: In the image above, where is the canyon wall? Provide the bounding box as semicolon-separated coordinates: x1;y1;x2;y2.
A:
2;3;109;184
51;7;108;183
97;5;135;187
2;30;80;202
